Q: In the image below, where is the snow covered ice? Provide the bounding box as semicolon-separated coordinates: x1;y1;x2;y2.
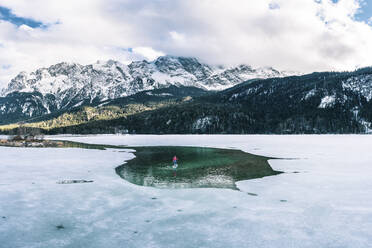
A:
1;135;372;248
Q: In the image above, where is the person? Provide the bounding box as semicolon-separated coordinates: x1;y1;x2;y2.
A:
172;155;178;169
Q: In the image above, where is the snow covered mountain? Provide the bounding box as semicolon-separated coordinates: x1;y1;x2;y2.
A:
1;56;288;99
2;64;372;134
0;56;290;123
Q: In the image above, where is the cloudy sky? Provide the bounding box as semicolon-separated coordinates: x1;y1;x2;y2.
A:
0;0;371;88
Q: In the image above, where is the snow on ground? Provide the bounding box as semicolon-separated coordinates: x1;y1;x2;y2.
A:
2;135;372;248
318;95;336;108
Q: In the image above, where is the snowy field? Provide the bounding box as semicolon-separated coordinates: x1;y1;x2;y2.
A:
1;135;372;248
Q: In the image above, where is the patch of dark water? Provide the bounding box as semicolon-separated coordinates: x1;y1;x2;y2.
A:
115;146;282;190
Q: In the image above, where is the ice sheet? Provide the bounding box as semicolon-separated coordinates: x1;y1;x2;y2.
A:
1;135;372;248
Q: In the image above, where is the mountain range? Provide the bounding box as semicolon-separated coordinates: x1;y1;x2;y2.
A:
0;56;372;134
0;56;289;124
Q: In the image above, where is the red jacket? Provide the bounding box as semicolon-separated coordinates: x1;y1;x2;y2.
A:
173;156;178;162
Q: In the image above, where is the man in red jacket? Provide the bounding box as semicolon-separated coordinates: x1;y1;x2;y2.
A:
172;155;178;169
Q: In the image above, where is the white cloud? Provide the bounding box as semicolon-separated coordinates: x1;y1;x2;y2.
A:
0;0;372;88
132;47;164;61
169;31;186;43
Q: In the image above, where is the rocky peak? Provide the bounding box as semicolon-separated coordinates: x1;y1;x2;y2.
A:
1;56;294;112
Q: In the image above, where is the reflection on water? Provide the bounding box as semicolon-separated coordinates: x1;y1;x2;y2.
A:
116;146;281;190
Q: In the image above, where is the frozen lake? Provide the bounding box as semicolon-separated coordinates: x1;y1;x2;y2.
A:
1;135;372;248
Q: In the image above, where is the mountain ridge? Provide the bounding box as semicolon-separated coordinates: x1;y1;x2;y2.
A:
0;56;291;124
2;57;372;134
1;55;290;98
5;67;370;134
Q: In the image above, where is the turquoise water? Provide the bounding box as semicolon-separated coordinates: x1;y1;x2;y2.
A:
116;146;281;189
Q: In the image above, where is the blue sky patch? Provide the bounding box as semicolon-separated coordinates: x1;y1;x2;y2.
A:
0;6;46;28
355;1;372;24
317;0;371;25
